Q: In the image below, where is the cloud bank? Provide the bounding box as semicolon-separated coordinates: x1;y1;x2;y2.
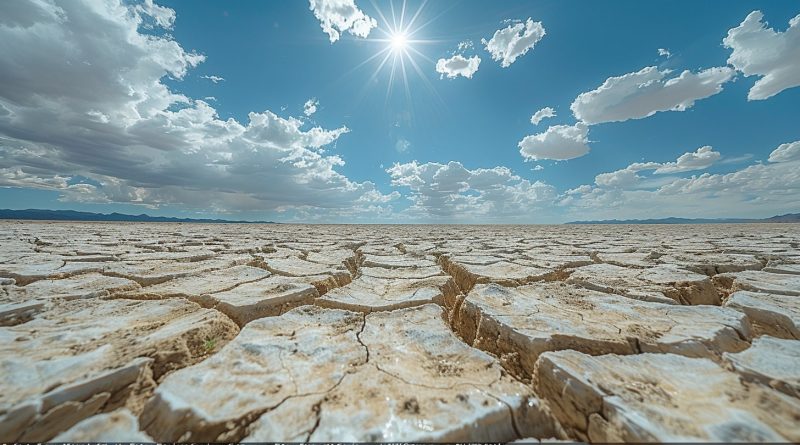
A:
0;0;395;218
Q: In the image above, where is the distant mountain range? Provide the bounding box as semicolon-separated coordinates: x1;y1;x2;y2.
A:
0;209;275;224
567;213;800;224
1;208;798;225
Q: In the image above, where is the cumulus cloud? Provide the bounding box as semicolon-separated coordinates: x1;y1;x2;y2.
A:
530;107;555;125
768;140;800;163
658;48;672;58
518;123;590;161
571;66;735;125
482;18;545;68
435;54;481;79
653;145;721;173
387;161;556;220
201;75;224;83
308;0;376;43
562;143;799;220
592;146;720;190
564;159;800;219
723;11;800;100
135;0;176;29
0;0;394;218
303;98;319;116
594;168;641;189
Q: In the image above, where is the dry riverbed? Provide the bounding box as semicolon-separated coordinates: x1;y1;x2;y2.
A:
1;221;798;442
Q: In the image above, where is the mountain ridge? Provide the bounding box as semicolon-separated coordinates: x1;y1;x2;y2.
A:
566;213;800;224
0;209;275;224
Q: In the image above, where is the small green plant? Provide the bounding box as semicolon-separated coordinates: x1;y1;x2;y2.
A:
204;337;217;351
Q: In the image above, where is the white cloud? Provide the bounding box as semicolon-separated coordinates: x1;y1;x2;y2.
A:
768;140;800;163
387;161;556;221
570;66;735;125
308;0;376;43
482;18;545;68
532;164;544;171
395;138;410;153
135;0;175;29
0;0;394;218
530;106;556;125
435;54;481;79
457;40;473;52
201;75;224;83
592;146;720;189
303;98;319;116
653;145;721;173
562;144;800;220
594;168;641;189
723;11;800;100
658;48;672;58
518;123;590;161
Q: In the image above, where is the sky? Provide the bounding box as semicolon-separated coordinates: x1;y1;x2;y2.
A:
0;0;798;223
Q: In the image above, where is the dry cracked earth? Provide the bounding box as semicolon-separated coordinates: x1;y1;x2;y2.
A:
1;221;799;442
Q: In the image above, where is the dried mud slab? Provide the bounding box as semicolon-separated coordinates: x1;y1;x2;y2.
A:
535;350;800;442
452;282;751;381
316;275;458;313
2;273;140;304
0;301;44;326
259;256;352;280
724;336;800;398
100;254;254;286
654;252;765;276
764;262;800;275
723;291;799;339
51;409;152;442
140;305;367;442
0;298;238;441
0;257;102;286
128;265;270;299
362;253;438;269
360;265;443;279
567;263;719;305
193;276;319;327
440;255;556;292
715;270;800;296
246;304;557;442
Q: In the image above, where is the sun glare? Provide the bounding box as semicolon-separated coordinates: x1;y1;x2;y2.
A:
390;32;408;52
341;0;449;112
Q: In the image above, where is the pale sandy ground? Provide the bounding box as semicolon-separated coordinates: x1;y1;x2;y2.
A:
0;221;798;442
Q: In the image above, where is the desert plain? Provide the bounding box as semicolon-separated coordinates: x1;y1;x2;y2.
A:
0;221;799;442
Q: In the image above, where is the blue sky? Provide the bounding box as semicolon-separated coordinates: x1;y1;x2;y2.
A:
0;0;798;222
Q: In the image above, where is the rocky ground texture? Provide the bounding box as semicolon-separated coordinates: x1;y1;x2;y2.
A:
1;221;799;442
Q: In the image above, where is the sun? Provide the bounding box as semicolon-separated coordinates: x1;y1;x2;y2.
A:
389;31;408;52
343;0;447;112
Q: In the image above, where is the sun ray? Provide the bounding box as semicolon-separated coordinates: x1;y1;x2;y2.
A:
400;49;412;105
404;0;428;32
347;0;449;119
399;0;408;32
389;1;398;30
406;45;436;65
336;45;391;82
407;1;458;36
369;0;395;33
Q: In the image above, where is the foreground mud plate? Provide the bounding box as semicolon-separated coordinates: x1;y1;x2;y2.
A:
534;350;800;442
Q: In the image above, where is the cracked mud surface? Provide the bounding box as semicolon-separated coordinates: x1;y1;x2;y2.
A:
1;221;799;442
